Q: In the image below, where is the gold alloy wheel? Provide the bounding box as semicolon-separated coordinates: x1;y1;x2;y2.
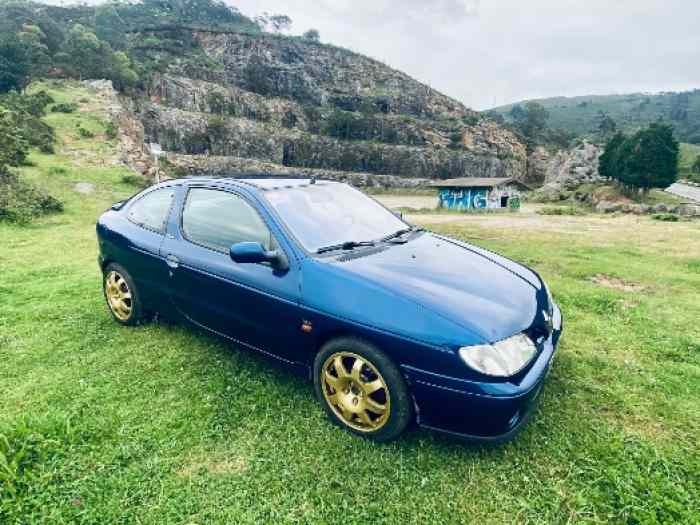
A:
321;351;391;432
105;271;133;321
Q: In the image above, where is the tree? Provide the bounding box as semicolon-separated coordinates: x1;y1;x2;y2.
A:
18;24;51;76
110;51;138;91
598;132;625;179
595;111;617;137
622;123;678;190
57;24;113;80
509;102;549;152
302;29;320;42
604;124;679;191
0;36;31;93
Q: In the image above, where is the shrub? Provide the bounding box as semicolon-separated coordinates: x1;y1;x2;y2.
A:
0;167;63;224
77;126;94;138
104;121;118;140
48;166;68;176
121;173;149;187
651;213;679;222
50;102;77;113
0;109;29;167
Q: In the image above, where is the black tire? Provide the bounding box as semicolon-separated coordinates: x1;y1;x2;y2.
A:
102;263;145;326
314;337;413;442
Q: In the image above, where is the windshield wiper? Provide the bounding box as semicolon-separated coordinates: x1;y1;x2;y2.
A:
316;240;376;254
380;226;423;243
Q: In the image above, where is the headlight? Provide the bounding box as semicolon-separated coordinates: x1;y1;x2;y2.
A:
458;333;537;377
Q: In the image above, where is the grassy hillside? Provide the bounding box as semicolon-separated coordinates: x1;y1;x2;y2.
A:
1;82;699;523
491;90;700;145
679;142;700;183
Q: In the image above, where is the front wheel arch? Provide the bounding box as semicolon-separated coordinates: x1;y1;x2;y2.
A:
313;336;414;442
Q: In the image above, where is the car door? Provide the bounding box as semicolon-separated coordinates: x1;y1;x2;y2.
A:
115;186;175;308
161;186;304;363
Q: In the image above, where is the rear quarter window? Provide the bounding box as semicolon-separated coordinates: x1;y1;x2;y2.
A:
127;188;175;234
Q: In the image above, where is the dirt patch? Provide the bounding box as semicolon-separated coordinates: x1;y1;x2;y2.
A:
589;274;646;292
177;454;248;478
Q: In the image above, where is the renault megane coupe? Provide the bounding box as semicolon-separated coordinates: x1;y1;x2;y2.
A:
97;177;562;442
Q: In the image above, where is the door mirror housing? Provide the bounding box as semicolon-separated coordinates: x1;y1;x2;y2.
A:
230;242;289;271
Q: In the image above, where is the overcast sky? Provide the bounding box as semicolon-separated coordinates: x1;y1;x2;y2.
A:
233;0;700;110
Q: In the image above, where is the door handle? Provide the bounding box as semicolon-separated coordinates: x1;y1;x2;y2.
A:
165;254;179;269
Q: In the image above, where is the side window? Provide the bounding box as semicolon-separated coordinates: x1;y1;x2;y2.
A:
182;188;275;253
127;188;174;234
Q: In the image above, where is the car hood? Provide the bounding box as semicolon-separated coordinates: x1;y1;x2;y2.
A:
323;233;542;343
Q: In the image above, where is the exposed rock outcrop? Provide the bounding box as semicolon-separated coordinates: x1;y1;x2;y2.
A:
128;30;527;186
533;141;605;200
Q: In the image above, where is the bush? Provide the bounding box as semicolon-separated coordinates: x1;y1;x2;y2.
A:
48;166;68;176
0;167;63;224
121;173;148;187
77;126;94;138
0;109;29;167
651;213;679;222
104;121;118;140
50;102;77;113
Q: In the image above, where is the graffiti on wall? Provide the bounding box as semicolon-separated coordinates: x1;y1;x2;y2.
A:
438;188;488;210
438;187;521;211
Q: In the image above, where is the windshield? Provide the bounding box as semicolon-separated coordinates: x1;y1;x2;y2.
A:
263;183;408;253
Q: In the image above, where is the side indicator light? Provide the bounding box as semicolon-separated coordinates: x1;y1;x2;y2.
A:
301;320;313;333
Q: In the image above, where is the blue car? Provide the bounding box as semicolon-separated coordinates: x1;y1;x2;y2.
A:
97;177;562;442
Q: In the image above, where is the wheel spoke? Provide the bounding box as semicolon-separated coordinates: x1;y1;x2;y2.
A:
323;370;340;390
333;356;348;378
350;358;364;381
364;397;387;415
357;409;373;427
362;378;384;395
117;301;131;316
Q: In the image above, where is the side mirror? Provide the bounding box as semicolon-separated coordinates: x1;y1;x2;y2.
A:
229;242;289;272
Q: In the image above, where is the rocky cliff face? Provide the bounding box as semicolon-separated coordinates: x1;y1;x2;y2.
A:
131;30;526;186
532;141;606;200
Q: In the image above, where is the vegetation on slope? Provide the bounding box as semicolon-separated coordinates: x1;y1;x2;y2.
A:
0;88;63;222
491;90;700;145
679;142;700;183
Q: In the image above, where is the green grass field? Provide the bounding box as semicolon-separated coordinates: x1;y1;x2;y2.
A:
1;84;700;524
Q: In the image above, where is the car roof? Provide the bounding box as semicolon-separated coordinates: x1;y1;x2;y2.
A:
179;176;339;192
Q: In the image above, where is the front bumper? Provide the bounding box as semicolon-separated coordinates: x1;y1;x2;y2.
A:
404;303;563;442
